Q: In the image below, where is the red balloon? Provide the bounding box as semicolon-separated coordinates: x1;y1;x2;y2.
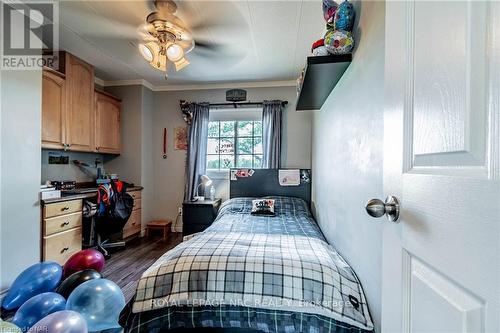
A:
63;249;105;278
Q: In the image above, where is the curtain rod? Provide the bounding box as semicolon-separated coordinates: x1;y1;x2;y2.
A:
209;101;288;109
179;100;288;124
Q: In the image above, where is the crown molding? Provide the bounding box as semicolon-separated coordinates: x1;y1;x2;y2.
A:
94;77;105;87
99;79;296;92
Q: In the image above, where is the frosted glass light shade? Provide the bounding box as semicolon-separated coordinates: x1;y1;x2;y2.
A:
166;44;184;62
138;43;153;62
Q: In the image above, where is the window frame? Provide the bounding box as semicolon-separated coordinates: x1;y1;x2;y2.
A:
206;119;263;177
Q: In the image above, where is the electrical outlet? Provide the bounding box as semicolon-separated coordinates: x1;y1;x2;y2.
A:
178;206;183;214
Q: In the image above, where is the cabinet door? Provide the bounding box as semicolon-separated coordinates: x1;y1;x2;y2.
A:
65;54;94;152
95;91;121;154
41;70;65;149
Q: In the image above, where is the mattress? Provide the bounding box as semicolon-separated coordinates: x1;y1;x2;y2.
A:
122;197;374;333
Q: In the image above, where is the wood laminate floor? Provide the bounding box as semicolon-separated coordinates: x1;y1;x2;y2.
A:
102;233;183;302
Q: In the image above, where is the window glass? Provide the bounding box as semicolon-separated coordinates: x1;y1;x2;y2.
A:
206;120;263;170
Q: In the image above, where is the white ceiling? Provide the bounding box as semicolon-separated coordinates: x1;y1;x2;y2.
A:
58;0;325;87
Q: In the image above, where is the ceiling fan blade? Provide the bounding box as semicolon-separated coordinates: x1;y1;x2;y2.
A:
194;39;220;52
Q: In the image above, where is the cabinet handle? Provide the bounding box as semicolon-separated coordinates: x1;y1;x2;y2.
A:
61;206;70;211
61;221;70;227
61;247;69;253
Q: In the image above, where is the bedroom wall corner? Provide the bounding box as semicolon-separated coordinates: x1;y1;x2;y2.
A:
151;86;311;231
311;0;385;331
0;69;42;289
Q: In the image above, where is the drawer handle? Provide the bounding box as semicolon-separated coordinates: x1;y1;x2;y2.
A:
61;247;69;253
61;221;70;227
61;206;70;211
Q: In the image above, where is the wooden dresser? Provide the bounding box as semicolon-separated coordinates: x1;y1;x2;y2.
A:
41;187;143;263
123;188;142;239
42;199;83;264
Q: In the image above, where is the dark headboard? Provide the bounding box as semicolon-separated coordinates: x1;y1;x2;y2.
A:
229;169;311;205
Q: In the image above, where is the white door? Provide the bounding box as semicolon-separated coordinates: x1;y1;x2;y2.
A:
381;1;500;332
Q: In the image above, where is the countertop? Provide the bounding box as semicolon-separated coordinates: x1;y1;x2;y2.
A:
41;185;143;204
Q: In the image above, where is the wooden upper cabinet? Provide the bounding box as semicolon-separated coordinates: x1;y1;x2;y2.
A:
65;53;94;152
42;70;65;149
95;91;121;154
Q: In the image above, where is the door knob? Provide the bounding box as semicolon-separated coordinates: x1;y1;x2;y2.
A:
365;196;400;222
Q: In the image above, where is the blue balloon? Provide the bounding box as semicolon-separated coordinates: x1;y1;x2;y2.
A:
12;292;66;332
66;278;125;332
2;262;63;311
27;311;87;333
335;0;355;31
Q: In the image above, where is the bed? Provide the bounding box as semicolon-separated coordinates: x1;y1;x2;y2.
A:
121;169;374;333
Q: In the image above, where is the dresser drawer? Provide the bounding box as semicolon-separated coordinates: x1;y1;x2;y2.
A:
128;190;141;200
44;212;82;236
133;198;141;211
43;227;82;265
44;200;82;218
123;209;141;238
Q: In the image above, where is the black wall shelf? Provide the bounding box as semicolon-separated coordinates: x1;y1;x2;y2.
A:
296;54;352;111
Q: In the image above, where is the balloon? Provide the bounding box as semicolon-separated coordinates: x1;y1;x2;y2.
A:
322;0;338;24
334;0;355;31
12;292;66;332
2;262;63;311
66;278;125;332
0;320;22;333
63;249;105;278
27;310;87;333
324;29;355;55
57;269;102;299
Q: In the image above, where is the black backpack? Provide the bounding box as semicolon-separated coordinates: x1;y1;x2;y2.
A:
96;182;134;236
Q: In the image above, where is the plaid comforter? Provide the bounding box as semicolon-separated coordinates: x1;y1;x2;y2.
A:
124;197;374;332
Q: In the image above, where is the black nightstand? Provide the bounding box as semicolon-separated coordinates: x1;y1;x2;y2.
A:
182;198;222;236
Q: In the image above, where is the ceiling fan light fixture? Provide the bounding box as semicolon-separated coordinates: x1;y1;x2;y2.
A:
174;57;189;71
166;43;184;62
138;43;154;62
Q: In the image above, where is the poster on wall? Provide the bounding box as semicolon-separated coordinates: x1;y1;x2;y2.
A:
174;126;188;150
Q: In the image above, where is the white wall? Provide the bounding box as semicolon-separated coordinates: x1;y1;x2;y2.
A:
0;70;42;289
151;86;312;229
311;1;385;331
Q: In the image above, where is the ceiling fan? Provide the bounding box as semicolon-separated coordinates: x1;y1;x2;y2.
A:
137;0;196;78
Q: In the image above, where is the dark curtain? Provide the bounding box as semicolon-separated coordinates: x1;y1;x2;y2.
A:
262;100;283;168
184;103;209;201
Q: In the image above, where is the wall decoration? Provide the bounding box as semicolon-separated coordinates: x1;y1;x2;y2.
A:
278;169;300;186
174;127;188;150
300;170;311;184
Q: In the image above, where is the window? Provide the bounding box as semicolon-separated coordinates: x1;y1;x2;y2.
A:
207;120;263;170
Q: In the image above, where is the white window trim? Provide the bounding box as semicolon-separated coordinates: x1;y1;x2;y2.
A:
207;108;263;180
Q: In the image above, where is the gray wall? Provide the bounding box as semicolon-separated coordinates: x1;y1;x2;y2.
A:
1;70;42;289
103;85;154;232
151;86;311;230
311;1;385;331
41;150;104;183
